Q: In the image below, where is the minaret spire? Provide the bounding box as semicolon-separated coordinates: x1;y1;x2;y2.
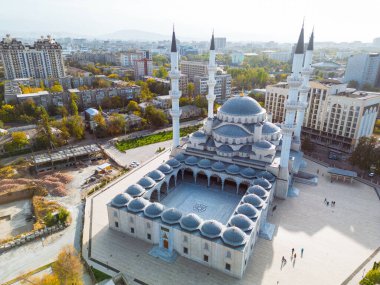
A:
171;26;177;53
294;23;304;54
205;31;217;135
210;30;215;50
307;27;314;51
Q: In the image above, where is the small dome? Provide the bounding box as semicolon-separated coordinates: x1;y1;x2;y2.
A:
243;194;265;208
217;144;233;153
167;158;181;168
253;178;272;190
125;184;146;197
174;153;186;162
161;208;182;224
200;220;223;239
147;170;165;181
192;131;206;138
180;213;203;232
211;161;226;171
256;171;276;182
158;163;173;174
213;124;250;138
219;96;263;116
128;197;149;213
247;185;269;199
222;226;247;247
240;167;256;178
254;140;273;149
229;214;254;232
137;177;156;189
197;158;212;169
239;145;252;154
262;121;280;134
111;193;132;208
226;164;241;175
237;203;259;219
185;156;198;166
144;202;165;218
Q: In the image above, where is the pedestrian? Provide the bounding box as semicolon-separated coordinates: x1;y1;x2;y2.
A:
272;205;277;216
292;248;294;255
324;198;327;204
294;253;296;260
301;248;304;257
327;201;329;206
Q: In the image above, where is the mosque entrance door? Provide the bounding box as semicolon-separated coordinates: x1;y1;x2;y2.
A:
163;239;169;249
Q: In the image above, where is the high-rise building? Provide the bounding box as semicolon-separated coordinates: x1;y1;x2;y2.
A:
214;37;226;50
194;74;232;102
265;80;380;152
120;50;152;67
134;58;153;80
343;53;380;88
180;61;208;81
0;34;65;79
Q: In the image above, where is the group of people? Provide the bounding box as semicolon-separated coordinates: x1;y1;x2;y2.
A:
281;248;304;269
324;198;336;207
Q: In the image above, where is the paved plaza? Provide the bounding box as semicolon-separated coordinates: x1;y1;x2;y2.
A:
0;199;33;238
83;156;380;285
161;183;241;224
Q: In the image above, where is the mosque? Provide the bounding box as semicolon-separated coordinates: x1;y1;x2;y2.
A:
107;24;315;278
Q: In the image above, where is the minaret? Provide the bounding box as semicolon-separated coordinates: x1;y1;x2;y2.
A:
169;28;182;147
276;23;304;199
205;32;217;135
294;29;314;142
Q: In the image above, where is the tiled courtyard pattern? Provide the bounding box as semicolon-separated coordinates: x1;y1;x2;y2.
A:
83;157;380;285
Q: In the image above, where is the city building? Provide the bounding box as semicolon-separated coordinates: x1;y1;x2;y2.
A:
179;74;189;97
120;50;151;67
214;37;227;50
134;58;153;80
0;34;65;79
107;26;315;279
265;80;380;152
180;61;208;81
264;51;292;62
194;74;232;102
231;52;244;65
343;53;380;88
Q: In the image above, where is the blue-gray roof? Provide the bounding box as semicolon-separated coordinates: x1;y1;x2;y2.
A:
147;170;165;181
214;124;250;138
226;164;241;175
237;203;259;219
222;227;247;247
211;161;226;171
327;167;357;177
137;177;156;189
192;131;206;138
180;213;203;232
125;184;146;197
206;138;216;147
200;220;223;239
254;140;273;149
144;202;165;218
128;197;149;213
217;144;233;153
158;163;173;174
161;208;182;224
219;96;263;116
256;170;276;182
185;156;198;166
111;193;132;208
248;185;269;198
262;122;280;134
243;194;264;208
239;145;252;153
229;214;254;232
174;153;186;162
167;158;181;168
198;158;212;169
85;108;99;116
253;178;272;190
240;167;256;178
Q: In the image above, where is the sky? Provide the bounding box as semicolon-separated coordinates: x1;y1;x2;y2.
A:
1;0;379;43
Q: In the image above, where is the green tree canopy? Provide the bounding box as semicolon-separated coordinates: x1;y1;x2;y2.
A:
126;100;140;113
145;105;168;128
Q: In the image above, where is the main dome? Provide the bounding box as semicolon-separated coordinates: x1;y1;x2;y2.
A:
219;96;263;116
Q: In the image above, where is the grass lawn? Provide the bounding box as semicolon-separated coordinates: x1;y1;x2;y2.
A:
3;262;54;285
91;266;112;282
115;124;202;152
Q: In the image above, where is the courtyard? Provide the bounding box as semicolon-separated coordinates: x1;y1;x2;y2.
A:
83;154;380;285
0;199;33;239
161;182;241;224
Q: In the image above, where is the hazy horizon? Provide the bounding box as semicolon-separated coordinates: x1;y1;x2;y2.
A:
1;0;379;43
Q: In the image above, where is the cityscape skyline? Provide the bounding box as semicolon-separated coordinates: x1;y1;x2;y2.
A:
1;0;379;43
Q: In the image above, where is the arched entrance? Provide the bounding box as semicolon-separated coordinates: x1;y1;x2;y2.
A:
238;182;250;195
224;178;237;194
160;181;168;199
168;175;176;190
209;174;222;190
196;171;208;186
150;189;159;202
183;168;194;183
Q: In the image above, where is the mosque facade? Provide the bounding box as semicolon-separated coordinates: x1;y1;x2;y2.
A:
107;25;314;278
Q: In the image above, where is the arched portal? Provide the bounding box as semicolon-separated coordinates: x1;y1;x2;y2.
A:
209;174;222;190
183;168;194;183
150;189;159;202
224;178;237;194
238;181;250;195
168;175;176;190
196;171;208;186
160;181;168;199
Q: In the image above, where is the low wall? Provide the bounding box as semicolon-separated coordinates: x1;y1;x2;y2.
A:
0;188;35;205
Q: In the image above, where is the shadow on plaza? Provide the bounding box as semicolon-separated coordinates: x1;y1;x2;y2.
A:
90;224;274;285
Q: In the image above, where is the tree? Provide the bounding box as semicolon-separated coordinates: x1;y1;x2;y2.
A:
68;115;85;140
107;113;126;136
24;273;60;285
153;54;169;66
350;136;379;173
145;105;168;128
37;106;56;148
194;94;208;108
0;104;16;122
69;93;79;116
93;112;107;137
52;245;83;285
153;66;169;79
50;83;63;93
126;100;140;113
5;131;29;152
139;82;154;102
0;120;3;128
108;73;119;79
187;83;195;98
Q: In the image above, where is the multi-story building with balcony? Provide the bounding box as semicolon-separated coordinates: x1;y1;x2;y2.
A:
180;61;208;82
0;34;65;79
134;58;153;80
343;53;380;88
194;74;232;102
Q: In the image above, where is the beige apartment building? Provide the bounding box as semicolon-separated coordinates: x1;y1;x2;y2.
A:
265;80;380;152
180;61;208;81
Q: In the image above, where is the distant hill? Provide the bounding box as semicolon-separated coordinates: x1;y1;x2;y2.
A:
99;29;169;41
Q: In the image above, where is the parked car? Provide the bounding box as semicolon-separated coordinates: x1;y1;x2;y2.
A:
368;172;375;177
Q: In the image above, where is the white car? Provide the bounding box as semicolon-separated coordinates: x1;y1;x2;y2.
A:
368;172;375;177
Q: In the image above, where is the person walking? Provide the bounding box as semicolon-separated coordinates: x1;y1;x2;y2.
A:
327;201;329;206
324;198;327;204
292;248;294;255
301;248;304;257
272;205;277;216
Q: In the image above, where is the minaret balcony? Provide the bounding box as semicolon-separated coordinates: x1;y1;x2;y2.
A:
169;90;182;99
170;108;182;118
287;75;302;88
301;67;313;76
281;123;296;134
296;101;308;110
206;93;216;100
285;100;299;111
208;65;217;72
207;79;216;85
169;70;180;79
299;85;310;93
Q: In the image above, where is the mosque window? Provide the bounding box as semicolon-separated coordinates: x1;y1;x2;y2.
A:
113;211;117;217
114;221;119;228
226;251;231;258
130;217;134;223
203;255;209;262
204;243;209;250
225;263;231;271
147;222;151;229
183;236;188;242
130;227;135;233
147;233;151;240
183;247;188;254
